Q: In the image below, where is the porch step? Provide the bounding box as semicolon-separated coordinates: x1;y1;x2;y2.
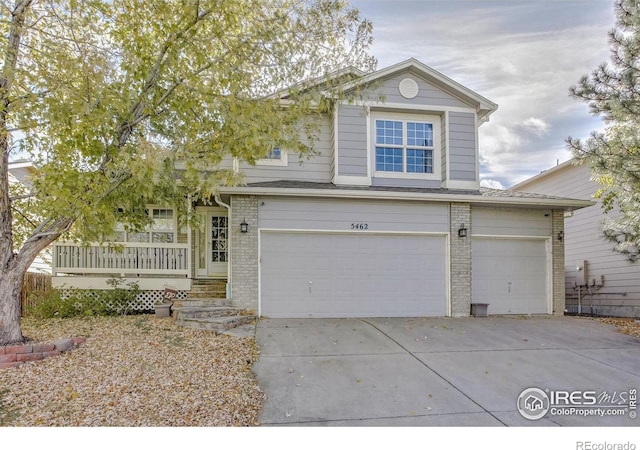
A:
176;315;257;335
173;299;232;308
188;290;226;299
175;305;240;319
188;281;227;300
172;301;256;336
191;279;227;286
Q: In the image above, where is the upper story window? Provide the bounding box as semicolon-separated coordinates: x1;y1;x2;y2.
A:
267;147;281;160
372;112;440;180
257;146;288;166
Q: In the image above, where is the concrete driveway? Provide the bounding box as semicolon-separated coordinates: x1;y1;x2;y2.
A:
252;316;640;426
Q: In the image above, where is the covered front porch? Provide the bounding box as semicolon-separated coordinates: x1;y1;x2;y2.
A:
50;203;231;295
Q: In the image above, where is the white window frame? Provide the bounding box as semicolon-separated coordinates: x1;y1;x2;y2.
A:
256;147;289;167
371;111;441;181
113;205;179;244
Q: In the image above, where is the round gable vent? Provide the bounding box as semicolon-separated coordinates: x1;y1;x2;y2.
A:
398;78;419;99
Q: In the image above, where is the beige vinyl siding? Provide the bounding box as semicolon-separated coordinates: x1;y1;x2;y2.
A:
472;207;552;237
258;197;449;233
362;73;471;109
336;104;368;176
448;112;476;181
238;114;333;183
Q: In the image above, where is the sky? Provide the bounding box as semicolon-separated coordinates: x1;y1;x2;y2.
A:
350;0;618;188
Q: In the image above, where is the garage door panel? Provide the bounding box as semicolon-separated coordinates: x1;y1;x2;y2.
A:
261;232;447;318
472;238;549;315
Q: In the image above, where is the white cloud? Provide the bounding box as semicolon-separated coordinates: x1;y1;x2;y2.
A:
353;0;616;187
480;179;506;190
521;118;550;136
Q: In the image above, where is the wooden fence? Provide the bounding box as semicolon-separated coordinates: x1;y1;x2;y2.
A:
21;272;52;313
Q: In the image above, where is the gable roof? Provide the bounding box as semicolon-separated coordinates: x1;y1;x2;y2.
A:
332;58;498;122
272;66;366;100
511;158;578;190
275;58;498;122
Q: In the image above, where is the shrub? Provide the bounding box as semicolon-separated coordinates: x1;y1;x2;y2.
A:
25;289;80;318
25;278;141;319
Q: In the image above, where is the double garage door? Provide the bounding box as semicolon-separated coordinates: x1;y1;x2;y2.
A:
260;233;550;318
261;232;448;318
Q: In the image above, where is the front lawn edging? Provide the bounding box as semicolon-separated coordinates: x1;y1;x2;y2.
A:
0;337;86;369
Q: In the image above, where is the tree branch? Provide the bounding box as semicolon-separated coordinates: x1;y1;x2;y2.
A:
10;203;38;228
9;191;35;201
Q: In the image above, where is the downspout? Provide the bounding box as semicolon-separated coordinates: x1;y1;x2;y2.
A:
214;194;231;299
214;193;230;210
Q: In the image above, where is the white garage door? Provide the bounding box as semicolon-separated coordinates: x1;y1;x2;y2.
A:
260;232;447;318
472;238;549;315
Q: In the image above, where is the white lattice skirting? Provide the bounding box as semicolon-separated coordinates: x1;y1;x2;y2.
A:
60;289;188;311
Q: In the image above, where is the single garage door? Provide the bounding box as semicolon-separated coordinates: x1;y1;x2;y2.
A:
472;238;549;314
260;232;447;318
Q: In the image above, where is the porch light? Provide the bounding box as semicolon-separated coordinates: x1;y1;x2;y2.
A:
458;223;468;238
240;219;249;233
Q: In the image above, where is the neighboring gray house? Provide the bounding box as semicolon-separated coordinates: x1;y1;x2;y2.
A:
513;159;640;317
51;59;592;318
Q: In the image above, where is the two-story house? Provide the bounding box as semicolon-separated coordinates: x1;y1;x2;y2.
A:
51;59;593;318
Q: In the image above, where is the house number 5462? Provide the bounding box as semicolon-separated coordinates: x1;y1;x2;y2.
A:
350;223;369;230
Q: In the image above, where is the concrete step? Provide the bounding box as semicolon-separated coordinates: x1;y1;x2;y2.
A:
173;299;232;308
189;287;226;293
191;282;226;288
176;315;257;334
175;305;240;319
191;279;227;286
188;291;226;299
188;283;227;300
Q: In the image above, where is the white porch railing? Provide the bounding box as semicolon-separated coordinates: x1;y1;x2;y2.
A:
52;243;189;276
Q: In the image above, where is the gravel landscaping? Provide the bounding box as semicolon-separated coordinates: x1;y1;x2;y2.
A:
2;314;638;427
598;316;640;338
0;315;264;426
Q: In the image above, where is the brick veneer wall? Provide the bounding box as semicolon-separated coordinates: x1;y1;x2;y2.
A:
450;202;472;317
230;196;259;312
552;209;566;315
0;337;85;370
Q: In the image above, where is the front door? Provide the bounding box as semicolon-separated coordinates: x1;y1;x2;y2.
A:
196;209;229;278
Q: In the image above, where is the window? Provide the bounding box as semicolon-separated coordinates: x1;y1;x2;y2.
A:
376;119;434;174
110;207;177;244
266;147;281;160
151;208;174;243
372;113;440;179
257;146;288;166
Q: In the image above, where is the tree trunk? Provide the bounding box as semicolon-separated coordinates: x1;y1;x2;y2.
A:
0;0;36;346
0;264;25;344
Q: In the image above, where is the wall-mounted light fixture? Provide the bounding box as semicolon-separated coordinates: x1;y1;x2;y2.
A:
240;219;249;233
558;230;564;241
458;223;468;238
